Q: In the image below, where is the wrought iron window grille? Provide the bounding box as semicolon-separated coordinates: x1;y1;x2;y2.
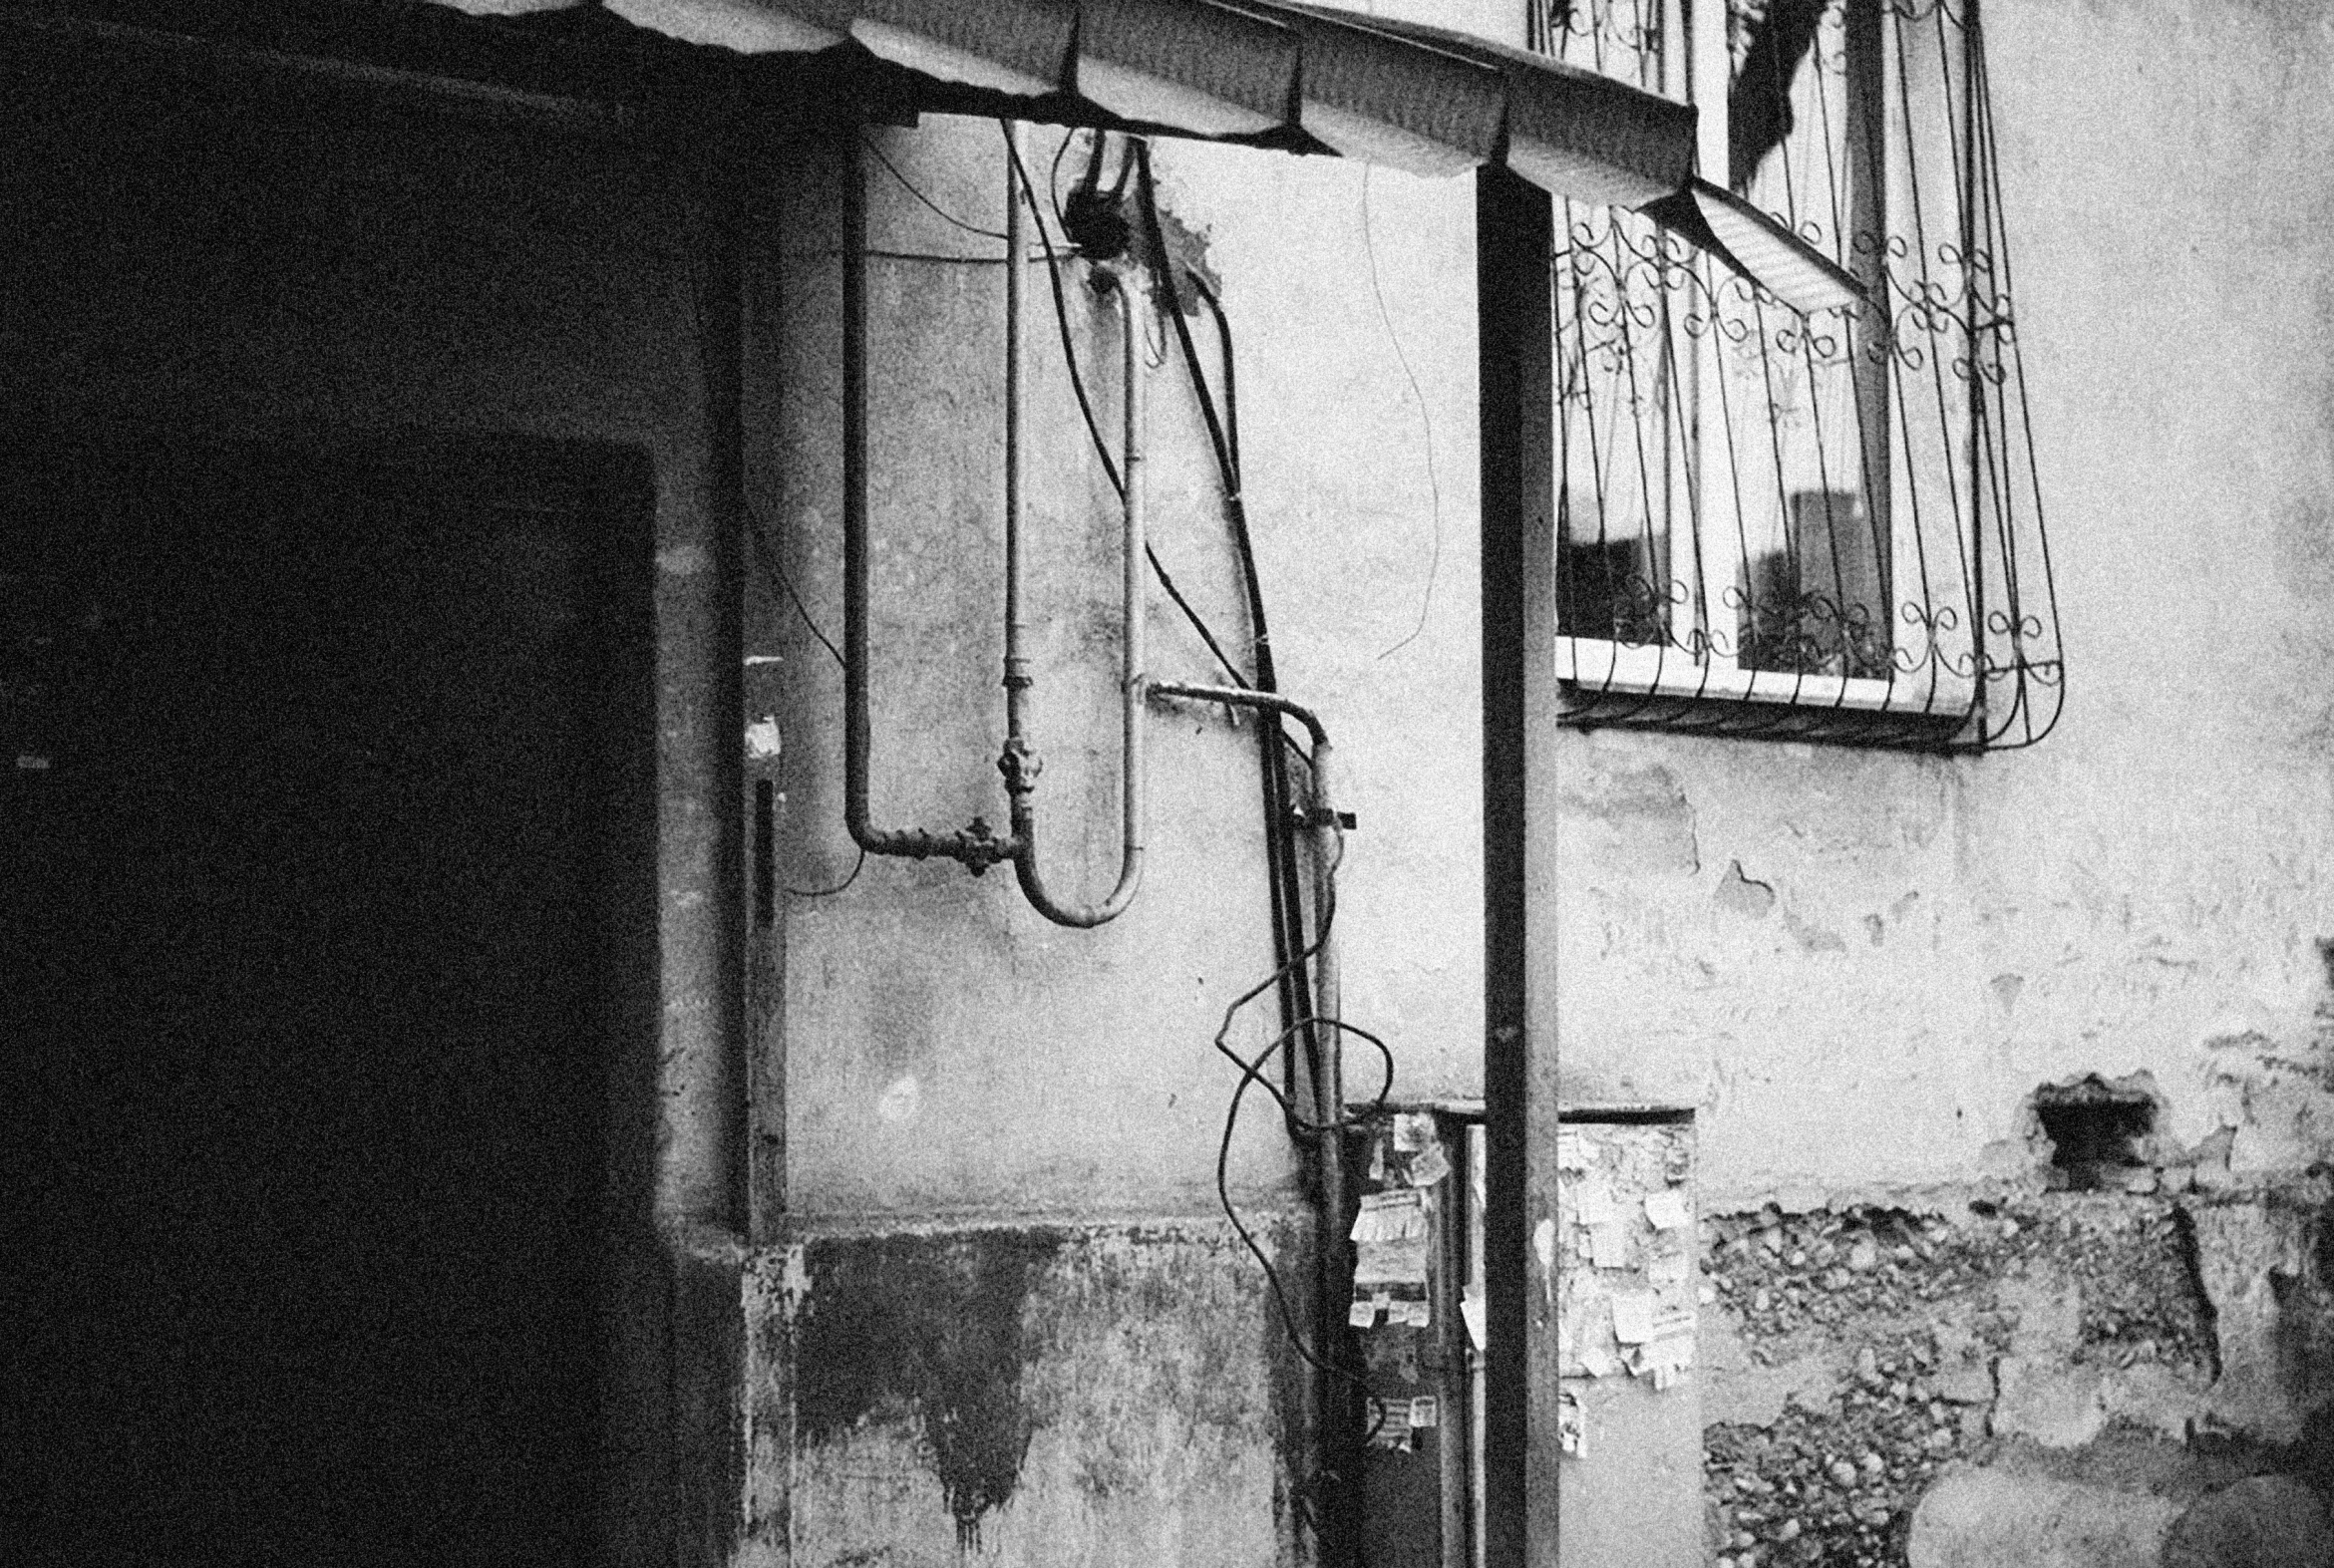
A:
1530;0;2060;751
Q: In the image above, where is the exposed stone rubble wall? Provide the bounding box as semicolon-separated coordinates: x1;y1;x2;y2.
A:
1699;1183;2334;1568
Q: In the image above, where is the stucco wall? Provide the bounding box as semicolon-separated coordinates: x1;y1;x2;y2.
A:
765;121;1489;1224
760;113;1490;1563
1548;0;2334;1207
770;0;2334;1220
757;6;2334;1553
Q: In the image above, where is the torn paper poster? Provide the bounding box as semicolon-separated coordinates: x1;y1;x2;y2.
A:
1578;1342;1618;1379
1558;1390;1586;1456
1407;1140;1451;1187
1351;1187;1426;1242
1571;1180;1617;1229
1609;1290;1659;1345
1410;1396;1440;1430
1630;1328;1695;1390
1646;1248;1691;1286
1461;1286;1488;1352
1555;1129;1588;1171
1588;1222;1630;1270
1389;1297;1432;1329
1353;1189;1430;1287
1367;1397;1414;1451
1349;1295;1380;1329
1643;1188;1691;1230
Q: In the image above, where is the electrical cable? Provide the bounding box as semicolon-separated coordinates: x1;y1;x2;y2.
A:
1132;138;1318;1131
860;132;1009;242
1136;139;1403;1550
1360;165;1447;661
741;499;863;899
1049;126;1077;229
745;496;843;669
1000;125;1252;692
1205;834;1396;1461
787;843;865;899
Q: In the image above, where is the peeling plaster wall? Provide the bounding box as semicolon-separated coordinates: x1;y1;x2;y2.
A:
765;123;1488;1229
781;1224;1297;1567
760;113;1485;1561
1549;0;2334;1209
755;0;2334;1557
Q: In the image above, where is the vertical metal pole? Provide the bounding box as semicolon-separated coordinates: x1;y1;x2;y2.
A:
1436;1115;1472;1568
1478;163;1555;1568
1003;122;1032;732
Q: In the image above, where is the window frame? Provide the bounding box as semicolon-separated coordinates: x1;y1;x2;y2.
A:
1548;0;1980;723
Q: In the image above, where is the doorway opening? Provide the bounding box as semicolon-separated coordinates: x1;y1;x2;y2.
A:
2;429;656;1566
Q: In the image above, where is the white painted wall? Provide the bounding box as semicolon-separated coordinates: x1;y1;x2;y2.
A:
769;0;2334;1228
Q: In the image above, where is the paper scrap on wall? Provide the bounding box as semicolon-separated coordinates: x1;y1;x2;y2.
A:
1461;1286;1488;1351
1368;1396;1415;1451
1644;1188;1691;1230
1352;1188;1430;1286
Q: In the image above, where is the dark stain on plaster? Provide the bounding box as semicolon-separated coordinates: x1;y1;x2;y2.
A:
1783;904;1848;954
2278;497;2334;603
1714;859;1777;918
796;1229;1066;1548
2170;1205;2224;1383
1141;189;1219;317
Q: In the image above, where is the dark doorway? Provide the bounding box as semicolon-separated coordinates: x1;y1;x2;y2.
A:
2;431;654;1566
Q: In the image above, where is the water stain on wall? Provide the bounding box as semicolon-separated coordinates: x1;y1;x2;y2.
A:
795;1229;1066;1547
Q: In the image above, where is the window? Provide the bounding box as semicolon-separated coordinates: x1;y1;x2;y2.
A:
1533;0;2061;748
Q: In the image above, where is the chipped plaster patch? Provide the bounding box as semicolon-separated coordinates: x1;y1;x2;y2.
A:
1715;861;1778;919
878;1074;922;1123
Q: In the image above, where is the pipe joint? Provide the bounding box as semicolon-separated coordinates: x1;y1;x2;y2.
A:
955;816;1013;875
997;736;1044;798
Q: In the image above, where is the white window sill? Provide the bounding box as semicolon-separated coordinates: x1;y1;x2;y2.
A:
1556;637;1975;719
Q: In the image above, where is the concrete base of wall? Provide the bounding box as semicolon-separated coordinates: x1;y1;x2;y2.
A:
758;1214;1311;1568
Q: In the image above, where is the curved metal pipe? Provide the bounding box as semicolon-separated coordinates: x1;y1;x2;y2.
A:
837;123;1149;915
1148;682;1328;754
840;128;1017;875
1007;256;1148;928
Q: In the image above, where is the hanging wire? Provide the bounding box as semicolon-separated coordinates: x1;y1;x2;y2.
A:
860;132;1009;242
999;125;1251;692
1360;164;1447;662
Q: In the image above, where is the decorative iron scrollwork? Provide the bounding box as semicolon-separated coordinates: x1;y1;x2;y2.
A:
1544;0;2060;751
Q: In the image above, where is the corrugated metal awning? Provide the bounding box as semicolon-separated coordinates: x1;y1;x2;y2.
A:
428;0;1857;312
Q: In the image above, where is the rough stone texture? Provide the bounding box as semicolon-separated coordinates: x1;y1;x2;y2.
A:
1905;1467;2182;1568
2161;1475;2334;1568
2187;1193;2334;1444
1704;1196;2220;1566
1994;1355;2110;1449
